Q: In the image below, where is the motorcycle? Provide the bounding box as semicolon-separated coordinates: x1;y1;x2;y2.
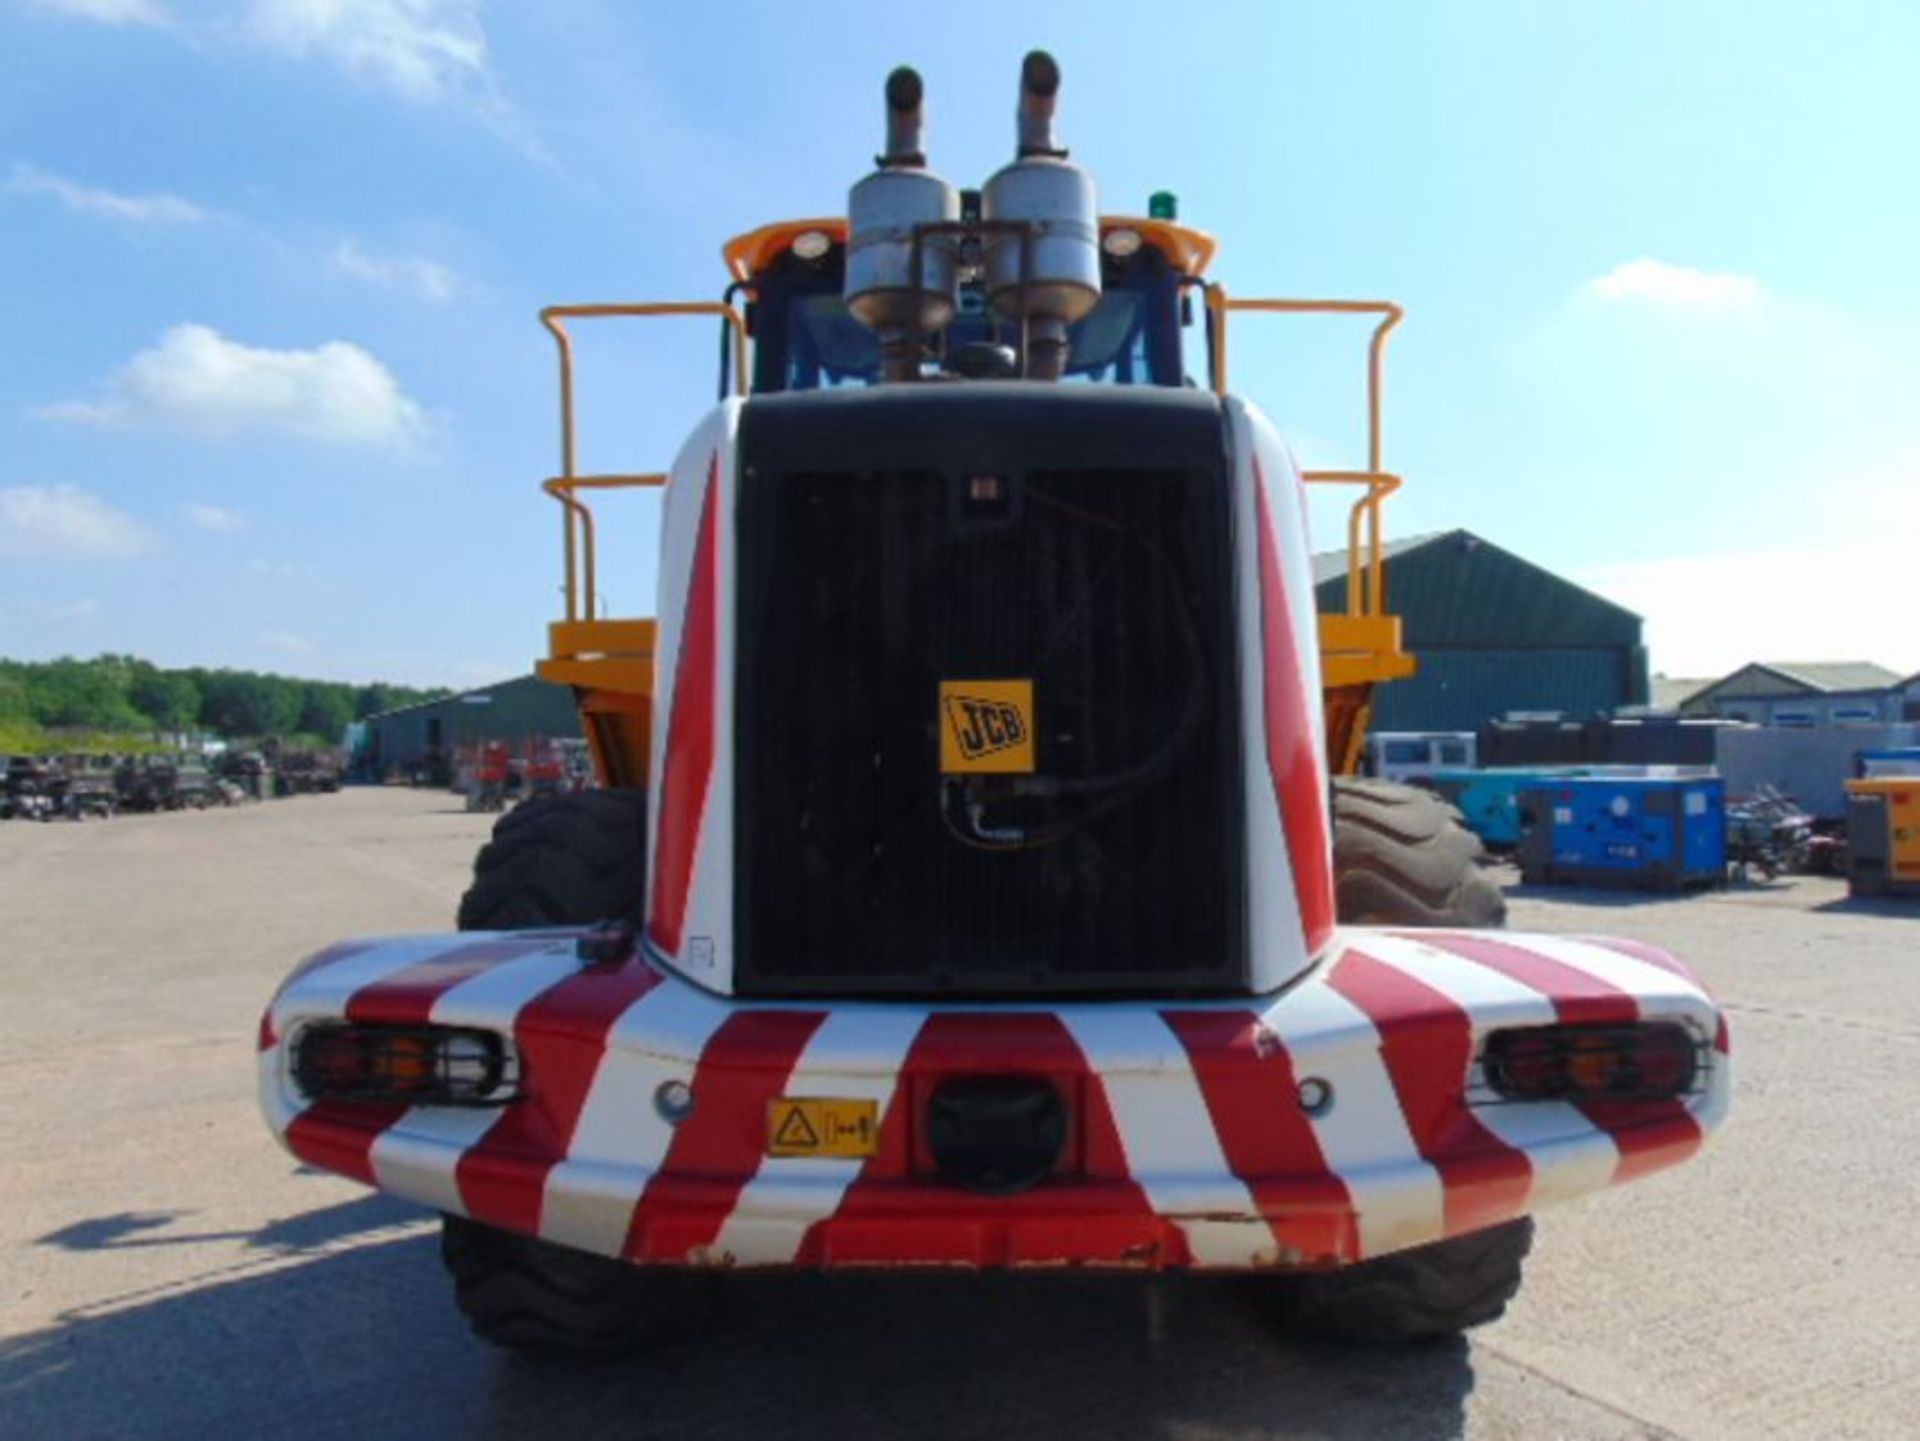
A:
1725;784;1815;881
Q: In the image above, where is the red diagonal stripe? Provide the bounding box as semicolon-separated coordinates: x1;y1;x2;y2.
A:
1163;1009;1353;1261
1577;1098;1705;1181
622;1009;825;1262
648;457;720;957
1400;932;1640;1026
456;960;666;1235
1323;948;1533;1237
1254;464;1335;954
343;938;548;1026
797;1014;1181;1267
283;1102;411;1184
1575;936;1729;1053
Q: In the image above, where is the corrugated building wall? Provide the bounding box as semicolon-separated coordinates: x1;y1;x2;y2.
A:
1315;529;1648;732
361;675;582;774
1678;663;1917;724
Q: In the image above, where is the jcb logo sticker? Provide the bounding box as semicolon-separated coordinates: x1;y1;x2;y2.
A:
940;680;1035;774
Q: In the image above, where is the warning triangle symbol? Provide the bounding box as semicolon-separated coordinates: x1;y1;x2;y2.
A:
774;1106;820;1149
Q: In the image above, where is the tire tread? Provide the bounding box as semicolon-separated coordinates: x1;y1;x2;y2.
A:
1301;776;1524;1340
443;790;662;1353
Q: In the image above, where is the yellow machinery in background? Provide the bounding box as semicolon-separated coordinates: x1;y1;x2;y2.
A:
530;217;1415;789
1844;777;1920;897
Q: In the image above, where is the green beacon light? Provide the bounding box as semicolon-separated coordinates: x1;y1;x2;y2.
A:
1148;190;1177;221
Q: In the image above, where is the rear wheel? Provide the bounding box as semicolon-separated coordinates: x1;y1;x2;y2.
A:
1285;1219;1535;1342
441;1215;718;1354
455;788;647;930
1279;777;1521;1340
1330;776;1506;928
446;788;663;1353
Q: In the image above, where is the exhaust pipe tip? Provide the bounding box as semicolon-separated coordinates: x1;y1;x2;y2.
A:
1017;49;1064;157
885;64;924;114
1021;49;1060;100
882;65;926;168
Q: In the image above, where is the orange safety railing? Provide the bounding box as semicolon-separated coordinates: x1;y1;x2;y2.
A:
539;303;749;621
1205;293;1405;621
1302;469;1400;618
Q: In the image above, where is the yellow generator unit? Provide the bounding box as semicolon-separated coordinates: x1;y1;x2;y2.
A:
1844;777;1920;897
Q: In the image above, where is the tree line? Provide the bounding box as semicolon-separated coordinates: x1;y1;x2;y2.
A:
0;654;450;745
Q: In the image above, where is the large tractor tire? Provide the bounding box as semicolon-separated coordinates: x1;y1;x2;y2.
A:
1284;1219;1535;1342
1279;776;1524;1340
455;788;647;930
446;787;685;1353
1330;775;1506;929
440;1214;712;1355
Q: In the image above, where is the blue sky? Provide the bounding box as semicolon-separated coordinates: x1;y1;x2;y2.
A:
3;0;1916;688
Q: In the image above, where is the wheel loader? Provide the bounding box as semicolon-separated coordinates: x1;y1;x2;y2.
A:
259;53;1728;1351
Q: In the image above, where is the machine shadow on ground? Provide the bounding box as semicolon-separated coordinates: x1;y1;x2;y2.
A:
4;1194;1477;1441
1501;879;1740;910
1811;895;1919;918
36;1191;421;1255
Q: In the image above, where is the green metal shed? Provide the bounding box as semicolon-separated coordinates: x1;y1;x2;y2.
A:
1314;529;1648;732
359;675;582;779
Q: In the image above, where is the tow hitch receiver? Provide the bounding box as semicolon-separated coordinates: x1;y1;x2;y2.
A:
927;1076;1069;1195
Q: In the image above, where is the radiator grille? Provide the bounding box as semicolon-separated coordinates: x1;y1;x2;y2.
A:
734;454;1246;996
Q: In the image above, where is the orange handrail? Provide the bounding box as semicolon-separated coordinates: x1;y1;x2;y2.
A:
539;302;748;621
1205;292;1406;620
543;474;668;623
1205;292;1403;472
1302;470;1401;617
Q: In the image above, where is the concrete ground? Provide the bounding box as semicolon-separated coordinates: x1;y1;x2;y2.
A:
1;787;1914;1441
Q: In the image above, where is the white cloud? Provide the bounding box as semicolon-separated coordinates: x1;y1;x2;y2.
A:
1585;257;1763;312
186;501;247;532
1581;528;1920;680
0;485;153;559
245;0;487;101
262;629;317;655
27;0;171;25
34;1;530;154
330;239;458;301
5;162;208;224
42;323;428;448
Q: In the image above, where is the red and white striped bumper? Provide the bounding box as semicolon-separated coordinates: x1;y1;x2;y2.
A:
259;927;1728;1271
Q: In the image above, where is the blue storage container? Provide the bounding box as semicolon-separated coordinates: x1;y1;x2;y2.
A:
1425;767;1590;849
1517;776;1725;889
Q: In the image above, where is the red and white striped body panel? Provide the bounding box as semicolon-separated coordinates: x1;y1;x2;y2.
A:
645;402;742;983
640;396;1334;998
1229;400;1334;984
261;925;1729;1271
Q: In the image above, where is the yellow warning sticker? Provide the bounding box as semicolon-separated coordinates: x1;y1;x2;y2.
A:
767;1097;881;1158
939;679;1036;775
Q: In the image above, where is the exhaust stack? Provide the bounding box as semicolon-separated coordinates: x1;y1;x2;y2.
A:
844;66;960;383
983;50;1101;380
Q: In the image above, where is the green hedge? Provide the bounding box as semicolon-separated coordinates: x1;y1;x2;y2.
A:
0;655;448;749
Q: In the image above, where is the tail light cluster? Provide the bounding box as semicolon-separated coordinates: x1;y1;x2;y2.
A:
1481;1022;1702;1103
292;1023;516;1107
